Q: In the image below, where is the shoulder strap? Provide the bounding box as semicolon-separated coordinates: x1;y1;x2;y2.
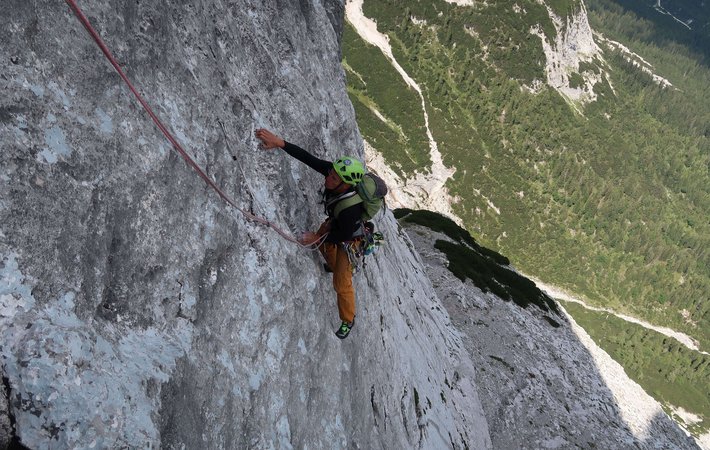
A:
333;192;364;219
325;190;357;210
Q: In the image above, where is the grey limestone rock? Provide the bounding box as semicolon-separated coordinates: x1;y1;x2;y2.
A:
403;223;701;450
0;370;11;449
1;0;489;448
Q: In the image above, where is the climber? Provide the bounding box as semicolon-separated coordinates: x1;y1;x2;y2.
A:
255;128;364;339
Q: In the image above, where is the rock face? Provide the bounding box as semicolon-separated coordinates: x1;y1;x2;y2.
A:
1;1;489;448
530;1;607;106
403;222;701;450
0;379;10;449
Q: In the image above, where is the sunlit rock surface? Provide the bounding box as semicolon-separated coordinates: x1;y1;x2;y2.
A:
0;1;489;448
403;222;701;450
530;1;606;106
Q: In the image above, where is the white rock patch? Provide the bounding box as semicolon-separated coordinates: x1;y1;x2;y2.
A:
346;0;461;224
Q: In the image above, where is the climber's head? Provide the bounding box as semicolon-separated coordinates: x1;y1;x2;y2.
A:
325;169;344;190
332;157;365;186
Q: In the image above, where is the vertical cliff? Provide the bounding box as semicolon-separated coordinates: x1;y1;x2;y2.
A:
0;0;489;448
399;217;700;450
530;1;607;106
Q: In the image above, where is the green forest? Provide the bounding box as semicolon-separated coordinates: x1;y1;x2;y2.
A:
342;0;709;436
342;0;709;348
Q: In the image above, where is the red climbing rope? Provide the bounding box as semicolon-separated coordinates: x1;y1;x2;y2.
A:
64;0;325;249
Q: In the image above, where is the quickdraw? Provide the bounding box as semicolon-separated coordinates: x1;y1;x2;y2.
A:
342;222;384;273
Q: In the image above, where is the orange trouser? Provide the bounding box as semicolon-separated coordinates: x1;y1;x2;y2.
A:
320;242;356;323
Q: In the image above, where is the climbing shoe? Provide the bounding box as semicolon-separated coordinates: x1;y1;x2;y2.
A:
335;320;354;339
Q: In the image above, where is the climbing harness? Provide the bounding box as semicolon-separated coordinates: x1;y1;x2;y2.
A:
342;222;384;273
64;0;325;250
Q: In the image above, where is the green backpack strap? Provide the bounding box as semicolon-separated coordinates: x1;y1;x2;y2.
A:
333;193;364;219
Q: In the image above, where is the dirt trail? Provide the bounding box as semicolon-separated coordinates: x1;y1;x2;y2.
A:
531;277;708;355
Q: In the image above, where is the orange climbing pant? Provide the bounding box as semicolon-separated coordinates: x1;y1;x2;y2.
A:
320;242;356;323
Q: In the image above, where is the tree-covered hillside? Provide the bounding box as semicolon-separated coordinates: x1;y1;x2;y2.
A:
342;0;710;352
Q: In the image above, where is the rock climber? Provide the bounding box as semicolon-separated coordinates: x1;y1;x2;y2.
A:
255;128;364;339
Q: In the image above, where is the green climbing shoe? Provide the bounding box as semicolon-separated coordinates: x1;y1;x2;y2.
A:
335;320;354;339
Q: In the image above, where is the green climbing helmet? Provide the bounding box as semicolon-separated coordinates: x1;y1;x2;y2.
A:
333;157;365;185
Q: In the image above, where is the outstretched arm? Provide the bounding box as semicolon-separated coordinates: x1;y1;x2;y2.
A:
255;128;285;149
255;128;332;176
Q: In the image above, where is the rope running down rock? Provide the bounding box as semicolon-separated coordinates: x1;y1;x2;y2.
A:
64;0;327;250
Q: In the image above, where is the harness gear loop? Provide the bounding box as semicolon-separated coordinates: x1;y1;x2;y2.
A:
340;222;383;274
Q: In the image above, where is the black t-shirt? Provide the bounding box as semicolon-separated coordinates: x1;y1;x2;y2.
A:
282;141;363;243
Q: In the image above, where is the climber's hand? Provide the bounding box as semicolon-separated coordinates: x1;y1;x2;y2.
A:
299;231;320;247
255;128;285;150
316;220;331;235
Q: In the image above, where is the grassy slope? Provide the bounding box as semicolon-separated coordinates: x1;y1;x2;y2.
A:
344;0;709;350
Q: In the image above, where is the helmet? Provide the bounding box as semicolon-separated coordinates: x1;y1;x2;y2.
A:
333;157;365;185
